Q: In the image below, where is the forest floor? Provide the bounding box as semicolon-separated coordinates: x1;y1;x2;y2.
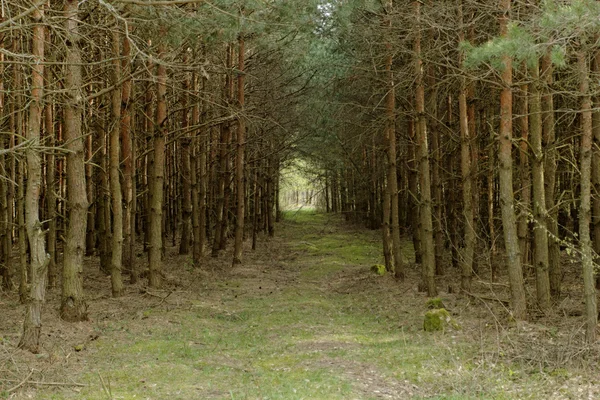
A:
2;210;600;399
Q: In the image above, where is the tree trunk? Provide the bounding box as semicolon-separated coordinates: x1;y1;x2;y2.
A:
179;135;192;255
458;2;474;293
383;0;405;279
233;36;246;265
407;119;422;264
148;36;167;288
191;70;206;265
212;45;234;256
530;59;550;311
577;49;597;344
109;30;124;298
415;0;436;296
517;76;531;273
121;30;134;280
499;0;526;320
179;53;192;256
487;107;498;282
60;0;89;321
0;25;9;290
592;44;600;290
44;56;55;290
429;67;444;277
20;3;50;352
542;51;560;297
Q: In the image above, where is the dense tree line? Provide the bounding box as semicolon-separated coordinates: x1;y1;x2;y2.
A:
301;0;600;342
0;0;319;352
3;0;600;353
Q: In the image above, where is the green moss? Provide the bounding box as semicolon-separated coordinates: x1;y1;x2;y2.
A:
424;309;452;332
370;264;386;275
426;297;445;309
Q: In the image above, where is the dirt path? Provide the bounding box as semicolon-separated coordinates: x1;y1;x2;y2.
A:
2;211;599;399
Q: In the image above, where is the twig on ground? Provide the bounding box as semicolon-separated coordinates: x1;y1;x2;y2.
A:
98;372;113;400
6;369;33;393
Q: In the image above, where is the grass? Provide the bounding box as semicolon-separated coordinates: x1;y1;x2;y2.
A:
13;210;596;399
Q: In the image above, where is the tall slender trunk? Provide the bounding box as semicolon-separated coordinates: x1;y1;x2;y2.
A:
143;57;154;253
179;53;192;255
233;36;246;265
44;49;55;290
109;30;123;297
542;51;560;297
429;68;444;277
415;0;436;296
530;60;550;311
487;107;498;282
12;39;28;303
20;2;50;352
592;44;600;289
517;74;531;271
148;35;167;288
383;0;405;279
191;68;203;265
212;45;234;256
85;124;95;256
458;2;474;293
407;118;421;264
499;0;526;320
60;0;89;321
121;30;134;280
98;120;111;274
0;21;9;290
577;49;597;344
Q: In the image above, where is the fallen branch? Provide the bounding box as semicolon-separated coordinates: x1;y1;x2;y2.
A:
142;288;174;307
6;370;33;393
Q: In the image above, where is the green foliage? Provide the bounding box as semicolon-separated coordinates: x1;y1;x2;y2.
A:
462;23;538;70
463;0;600;72
539;0;600;41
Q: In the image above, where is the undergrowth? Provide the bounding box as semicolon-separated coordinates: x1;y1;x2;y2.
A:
3;210;600;399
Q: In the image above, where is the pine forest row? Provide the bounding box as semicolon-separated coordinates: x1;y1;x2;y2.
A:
2;0;600;353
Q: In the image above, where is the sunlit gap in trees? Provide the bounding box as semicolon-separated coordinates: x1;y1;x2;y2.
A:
280;158;325;211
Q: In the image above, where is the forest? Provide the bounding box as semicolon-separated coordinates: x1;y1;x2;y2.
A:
2;0;600;398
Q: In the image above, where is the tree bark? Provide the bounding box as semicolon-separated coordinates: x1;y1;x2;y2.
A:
542;51;560;297
591;43;600;290
577;49;597;344
60;0;89;321
415;0;436;296
383;0;405;279
120;29;134;281
233;36;246;265
458;2;474;293
529;60;551;311
148;35;167;288
179;52;192;256
0;32;11;290
499;0;526;320
20;3;50;352
109;30;124;297
517;75;531;272
43;50;55;290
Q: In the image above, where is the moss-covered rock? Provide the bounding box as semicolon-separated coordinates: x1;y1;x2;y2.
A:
423;308;460;332
426;297;445;310
370;264;386;276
